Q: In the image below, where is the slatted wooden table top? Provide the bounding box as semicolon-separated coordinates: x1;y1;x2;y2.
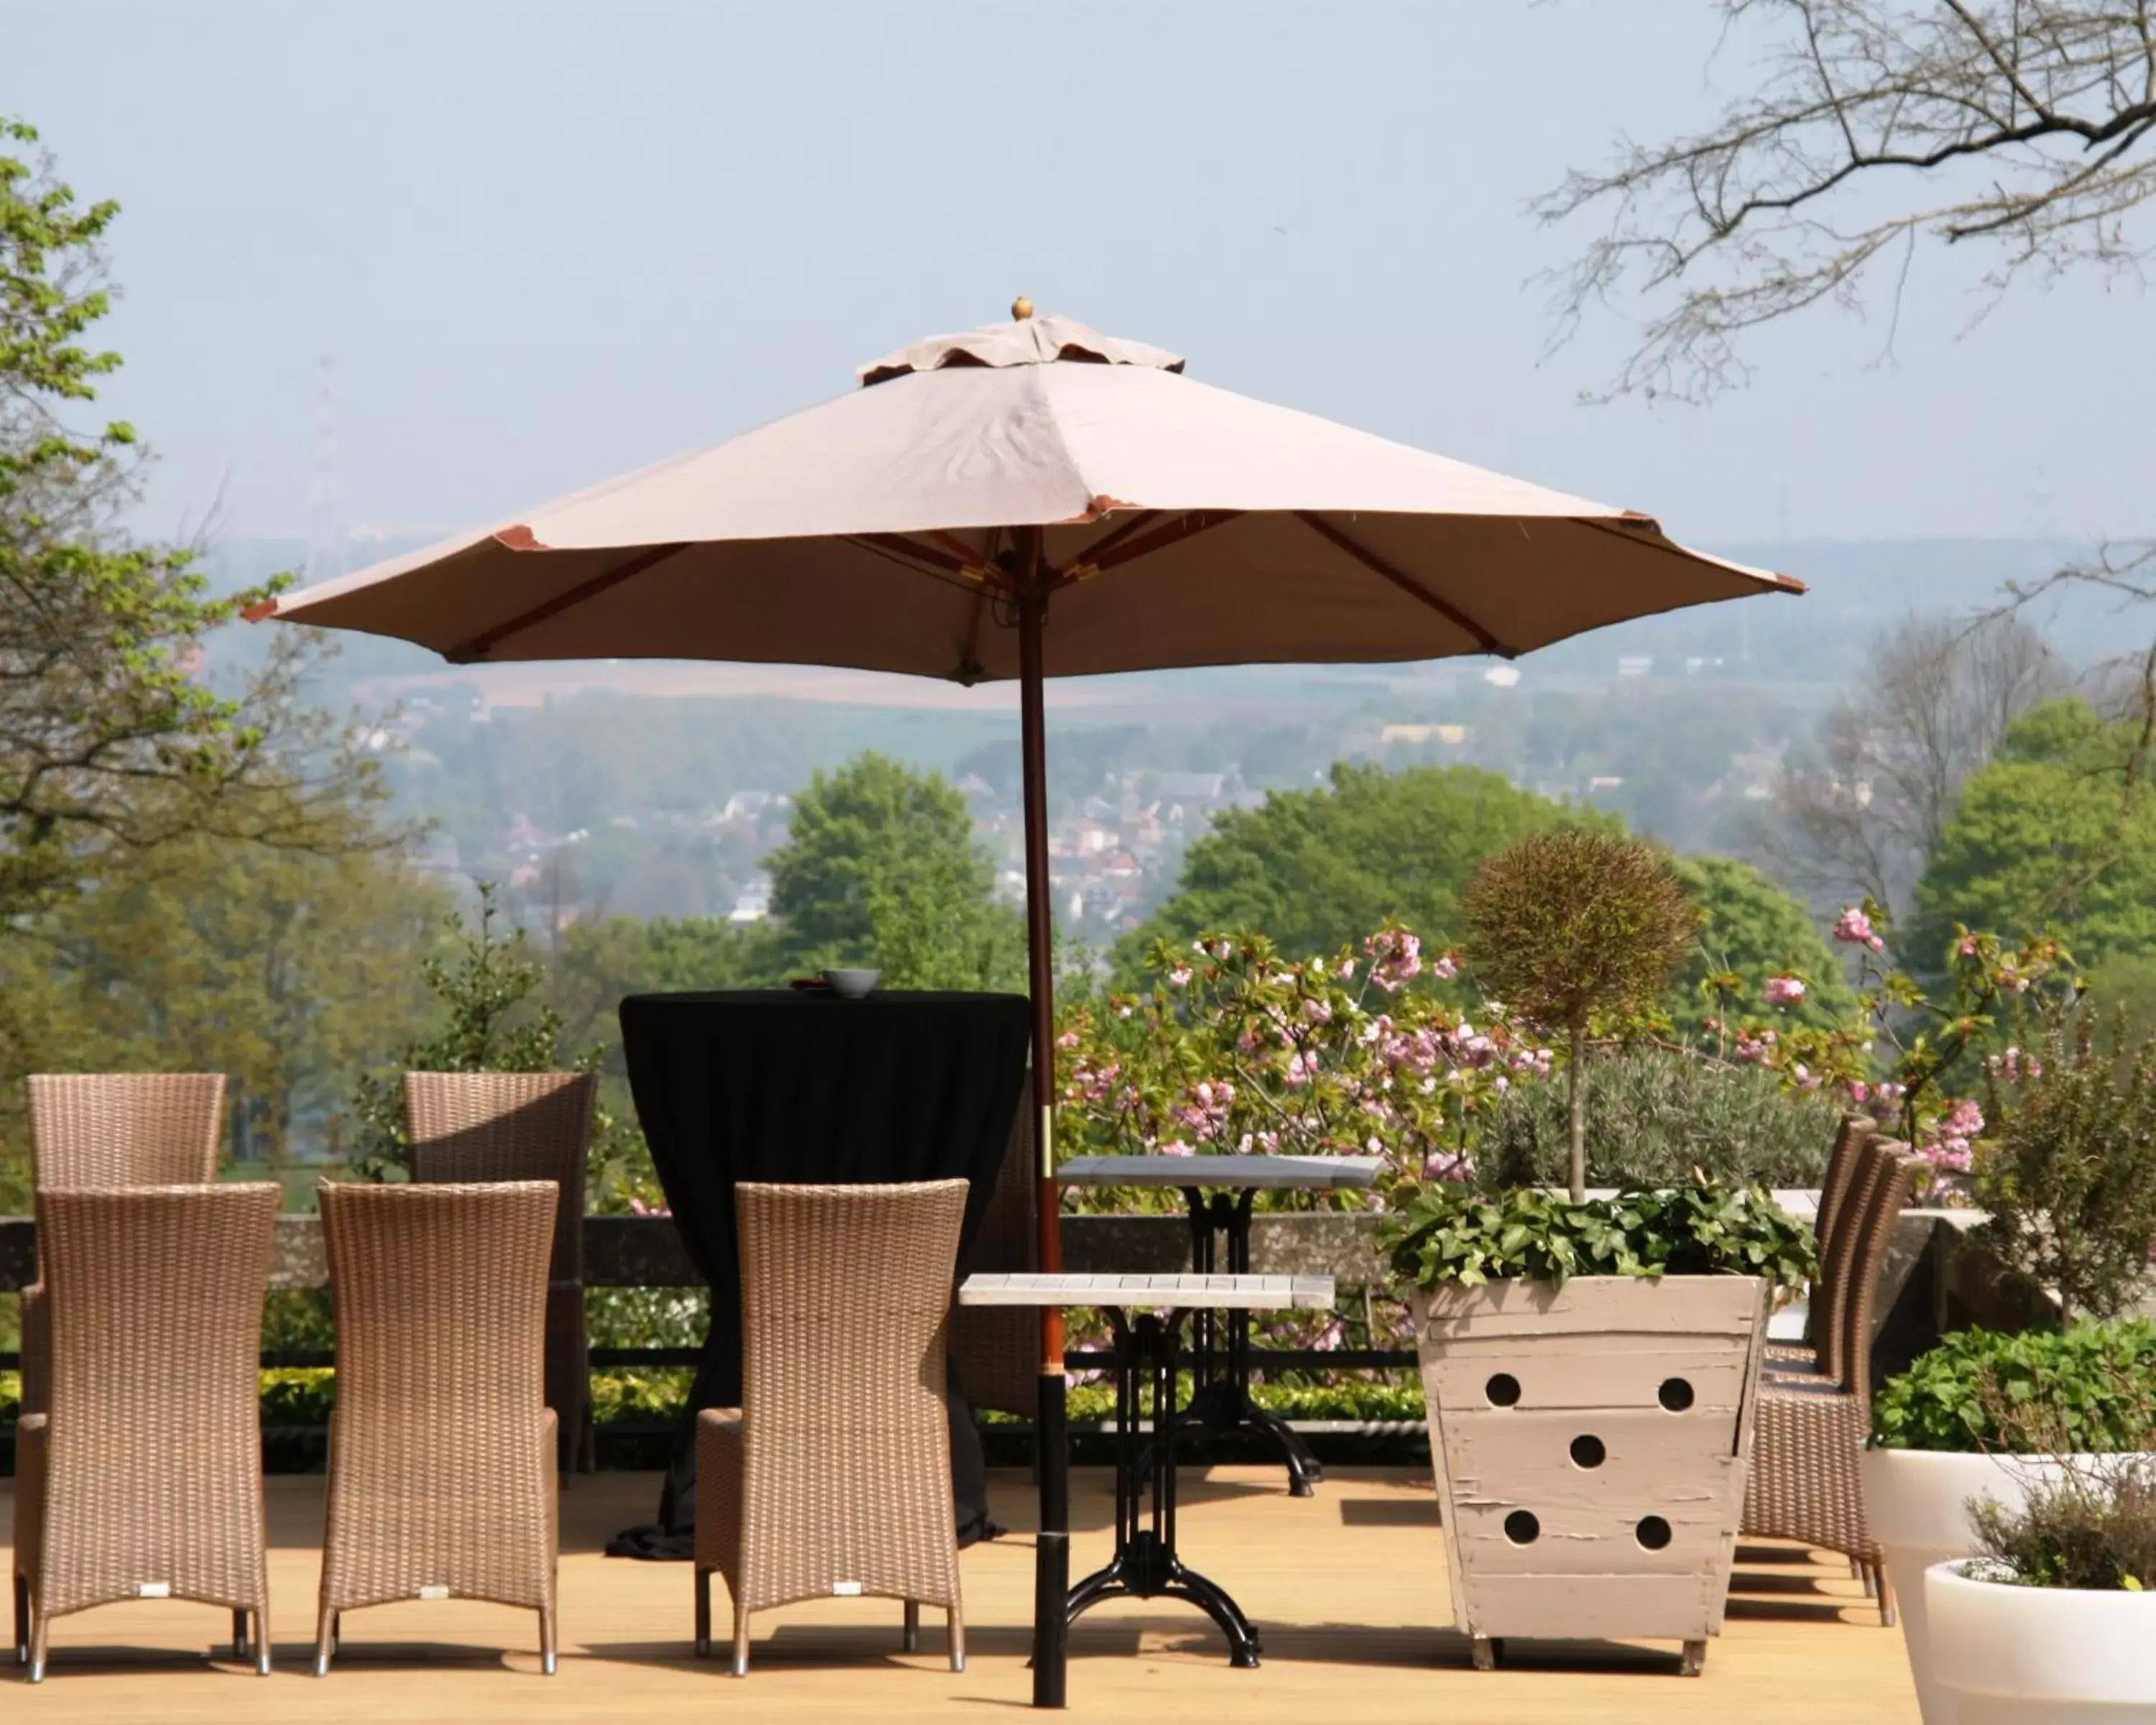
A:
959;1271;1336;1310
1056;1154;1384;1190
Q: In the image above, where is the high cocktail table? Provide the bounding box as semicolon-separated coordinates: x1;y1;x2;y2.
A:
960;1270;1335;1707
1055;1154;1381;1495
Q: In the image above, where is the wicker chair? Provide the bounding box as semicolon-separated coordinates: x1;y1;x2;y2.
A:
1765;1115;1878;1375
1741;1141;1920;1624
19;1074;226;1423
14;1183;280;1682
696;1179;969;1678
948;1079;1036;1418
404;1071;596;1476
315;1180;560;1677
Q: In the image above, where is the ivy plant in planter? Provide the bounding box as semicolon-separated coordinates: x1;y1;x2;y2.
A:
1383;1178;1812;1676
1925;1458;2156;1721
1861;1321;2156;1724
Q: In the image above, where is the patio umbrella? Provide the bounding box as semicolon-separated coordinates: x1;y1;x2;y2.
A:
252;299;1800;1453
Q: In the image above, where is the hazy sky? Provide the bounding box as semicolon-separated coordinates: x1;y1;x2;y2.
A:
8;0;2150;553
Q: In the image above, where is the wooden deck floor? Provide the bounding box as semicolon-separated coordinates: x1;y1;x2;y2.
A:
2;1466;1918;1722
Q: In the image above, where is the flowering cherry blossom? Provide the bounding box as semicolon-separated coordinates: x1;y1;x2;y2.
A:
1764;975;1807;1006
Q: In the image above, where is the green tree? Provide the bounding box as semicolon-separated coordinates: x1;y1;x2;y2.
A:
1;119;368;919
765;753;1023;990
345;886;579;1181
1125;763;1602;974
1669;855;1856;1037
1914;700;2156;975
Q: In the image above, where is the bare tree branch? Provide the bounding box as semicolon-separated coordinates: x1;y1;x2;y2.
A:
1540;1;2156;400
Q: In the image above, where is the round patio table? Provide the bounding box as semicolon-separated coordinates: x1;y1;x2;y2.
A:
611;987;1031;1556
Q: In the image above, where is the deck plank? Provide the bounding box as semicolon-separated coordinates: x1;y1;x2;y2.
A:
1;1468;1918;1720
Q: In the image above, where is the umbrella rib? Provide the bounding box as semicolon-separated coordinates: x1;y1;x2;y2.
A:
1293;512;1511;658
1062;510;1161;571
842;534;1004;597
1069;510;1242;581
448;541;691;662
1572;515;1807;594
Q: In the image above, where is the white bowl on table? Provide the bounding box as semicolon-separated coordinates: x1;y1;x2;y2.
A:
823;967;880;999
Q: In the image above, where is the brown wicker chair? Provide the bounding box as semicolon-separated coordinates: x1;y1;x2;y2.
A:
696;1179;969;1678
19;1074;226;1424
1741;1141;1920;1624
948;1078;1036;1418
1766;1115;1878;1375
315;1180;560;1677
404;1071;596;1476
14;1183;279;1682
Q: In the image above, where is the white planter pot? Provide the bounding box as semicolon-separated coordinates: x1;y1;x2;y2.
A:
1862;1449;2147;1724
1926;1559;2156;1724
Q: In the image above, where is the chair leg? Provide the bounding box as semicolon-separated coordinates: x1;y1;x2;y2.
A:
314;1606;334;1677
694;1568;711;1657
232;1606;250;1658
903;1600;921;1653
540;1606;558;1676
732;1604;750;1678
29;1610;50;1683
255;1609;272;1678
949;1606;966;1675
1875;1563;1897;1628
13;1573;27;1666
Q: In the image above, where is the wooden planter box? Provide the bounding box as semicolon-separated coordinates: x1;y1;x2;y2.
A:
1409;1274;1769;1673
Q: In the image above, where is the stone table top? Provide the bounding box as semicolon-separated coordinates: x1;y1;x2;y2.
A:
958;1271;1335;1310
1056;1154;1383;1190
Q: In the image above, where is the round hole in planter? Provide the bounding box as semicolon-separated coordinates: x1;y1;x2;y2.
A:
1485;1373;1521;1408
1635;1515;1673;1551
1503;1510;1540;1545
1569;1434;1606;1470
1657;1377;1695;1413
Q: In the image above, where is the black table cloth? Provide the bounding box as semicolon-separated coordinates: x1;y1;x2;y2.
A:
609;988;1031;1558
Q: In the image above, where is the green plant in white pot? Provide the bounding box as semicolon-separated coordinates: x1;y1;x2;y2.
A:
1384;1177;1813;1675
1863;1323;2156;1724
1863;1008;2156;1723
1925;1458;2156;1723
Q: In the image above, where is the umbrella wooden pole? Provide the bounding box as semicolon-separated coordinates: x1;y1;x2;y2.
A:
1017;532;1071;1706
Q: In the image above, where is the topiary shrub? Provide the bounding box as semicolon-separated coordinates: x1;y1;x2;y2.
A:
1461;829;1699;1200
1480;1048;1847;1190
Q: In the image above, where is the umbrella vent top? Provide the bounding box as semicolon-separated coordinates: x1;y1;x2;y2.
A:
859;313;1185;387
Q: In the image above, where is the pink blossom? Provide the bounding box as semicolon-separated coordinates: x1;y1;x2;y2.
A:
1877;1081;1906;1103
1847;1080;1869;1105
1212;939;1235;960
1429;952;1460;981
1942;1098;1984;1138
1833;907;1875;946
1168;965;1192;988
1284;1052;1310;1090
1303;997;1333;1024
1959;935;1981;958
1764;975;1807;1007
1157;1138;1195;1158
1056;1029;1080;1049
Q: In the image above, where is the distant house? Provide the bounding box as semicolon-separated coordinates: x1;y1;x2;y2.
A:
723;791;776;822
728;876;773;924
1380;722;1469;747
1617;656;1654;678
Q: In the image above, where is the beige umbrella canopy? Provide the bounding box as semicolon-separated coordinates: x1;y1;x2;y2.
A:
257;309;1798;679
254;306;1800;1395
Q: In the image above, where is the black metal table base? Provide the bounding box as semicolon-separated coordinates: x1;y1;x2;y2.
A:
1174;1189;1323;1496
1066;1309;1261;1668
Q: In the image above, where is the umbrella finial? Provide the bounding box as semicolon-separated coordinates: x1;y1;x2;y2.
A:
1011;295;1033;321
